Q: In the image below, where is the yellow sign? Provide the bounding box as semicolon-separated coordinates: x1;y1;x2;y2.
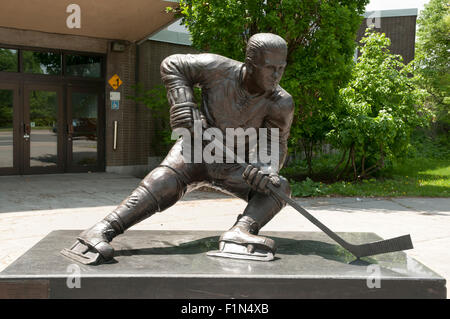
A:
108;74;123;90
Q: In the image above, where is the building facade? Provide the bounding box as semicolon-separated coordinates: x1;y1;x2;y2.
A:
0;1;175;177
358;9;418;64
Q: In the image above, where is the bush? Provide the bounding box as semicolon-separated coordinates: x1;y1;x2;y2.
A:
327;29;432;180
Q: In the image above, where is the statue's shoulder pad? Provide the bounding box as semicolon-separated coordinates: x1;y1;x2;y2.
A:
269;88;294;111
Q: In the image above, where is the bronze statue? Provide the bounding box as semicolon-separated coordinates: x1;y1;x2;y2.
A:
62;33;414;265
62;33;294;264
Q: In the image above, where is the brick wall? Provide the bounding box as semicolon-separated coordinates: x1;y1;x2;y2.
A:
105;42;138;167
357;15;417;64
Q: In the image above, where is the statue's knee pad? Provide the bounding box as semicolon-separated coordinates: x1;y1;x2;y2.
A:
140;166;186;212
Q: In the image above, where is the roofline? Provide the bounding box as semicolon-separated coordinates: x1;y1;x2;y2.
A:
136;18;178;45
147;8;420;46
364;8;418;18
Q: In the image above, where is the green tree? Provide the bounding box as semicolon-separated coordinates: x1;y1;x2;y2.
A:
415;0;450;126
328;29;431;180
29;91;57;127
22;51;61;75
170;0;368;173
0;49;18;72
0;49;17;128
0;89;13;128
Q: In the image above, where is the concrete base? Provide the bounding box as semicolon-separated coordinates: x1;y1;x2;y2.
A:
0;230;446;299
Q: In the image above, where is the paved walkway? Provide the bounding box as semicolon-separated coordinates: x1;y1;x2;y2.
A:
1;173;449;297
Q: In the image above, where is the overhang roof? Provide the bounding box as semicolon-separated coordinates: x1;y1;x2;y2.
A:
364;8;418;18
0;0;177;42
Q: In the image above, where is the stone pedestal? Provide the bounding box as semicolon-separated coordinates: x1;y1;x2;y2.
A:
0;230;446;298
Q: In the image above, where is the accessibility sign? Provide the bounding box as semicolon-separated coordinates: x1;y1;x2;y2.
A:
111;100;120;110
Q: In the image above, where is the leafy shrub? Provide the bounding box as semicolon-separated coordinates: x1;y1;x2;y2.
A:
327;29;432;180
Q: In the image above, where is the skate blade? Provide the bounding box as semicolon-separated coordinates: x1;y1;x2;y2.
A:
207;242;275;262
60;241;103;265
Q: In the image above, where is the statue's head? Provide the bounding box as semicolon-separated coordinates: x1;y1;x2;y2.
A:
245;33;287;94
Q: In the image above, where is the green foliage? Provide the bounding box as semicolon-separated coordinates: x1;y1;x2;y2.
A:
0;89;13;128
128;84;174;153
22;51;61;75
407;129;450;160
29;91;57;127
289;158;450;198
327;29;431;180
290;177;326;197
0;49;18;72
172;0;369;173
414;0;450;126
285;131;450;197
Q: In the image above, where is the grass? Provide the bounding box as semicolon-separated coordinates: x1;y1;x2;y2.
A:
283;133;450;198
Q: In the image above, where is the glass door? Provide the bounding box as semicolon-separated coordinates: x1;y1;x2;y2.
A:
23;84;64;174
66;86;104;172
0;82;19;175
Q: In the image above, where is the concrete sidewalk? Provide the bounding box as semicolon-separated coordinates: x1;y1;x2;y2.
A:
1;173;449;297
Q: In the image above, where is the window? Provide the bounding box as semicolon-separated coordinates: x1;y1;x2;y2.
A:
0;48;18;72
0;47;104;78
66;54;102;78
23;51;62;75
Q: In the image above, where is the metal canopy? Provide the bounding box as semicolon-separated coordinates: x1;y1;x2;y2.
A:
0;0;177;42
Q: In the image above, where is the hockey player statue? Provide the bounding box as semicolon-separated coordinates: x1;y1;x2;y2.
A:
62;32;414;265
61;33;293;264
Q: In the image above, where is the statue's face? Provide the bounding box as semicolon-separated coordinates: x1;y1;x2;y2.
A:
249;48;287;93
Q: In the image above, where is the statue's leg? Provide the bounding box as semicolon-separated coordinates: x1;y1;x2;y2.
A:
61;166;188;264
62;138;206;264
207;163;291;260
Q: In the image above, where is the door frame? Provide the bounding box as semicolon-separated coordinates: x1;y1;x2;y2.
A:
22;83;65;175
0;81;20;175
0;45;106;175
66;84;105;173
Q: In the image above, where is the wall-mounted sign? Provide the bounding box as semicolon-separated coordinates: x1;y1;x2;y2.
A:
110;92;121;101
108;74;123;90
111;100;120;110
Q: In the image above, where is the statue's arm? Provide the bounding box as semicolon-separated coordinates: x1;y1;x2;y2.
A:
262;93;295;172
160;54;218;129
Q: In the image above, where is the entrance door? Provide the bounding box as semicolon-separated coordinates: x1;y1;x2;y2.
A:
23;84;64;174
66;86;104;172
0;82;19;175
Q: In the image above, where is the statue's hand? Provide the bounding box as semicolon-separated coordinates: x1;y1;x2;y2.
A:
169;102;196;130
242;164;281;195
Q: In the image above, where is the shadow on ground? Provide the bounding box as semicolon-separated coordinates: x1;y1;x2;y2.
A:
115;235;377;265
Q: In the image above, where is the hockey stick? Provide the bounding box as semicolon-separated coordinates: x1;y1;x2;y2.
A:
201;128;413;258
266;183;413;258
